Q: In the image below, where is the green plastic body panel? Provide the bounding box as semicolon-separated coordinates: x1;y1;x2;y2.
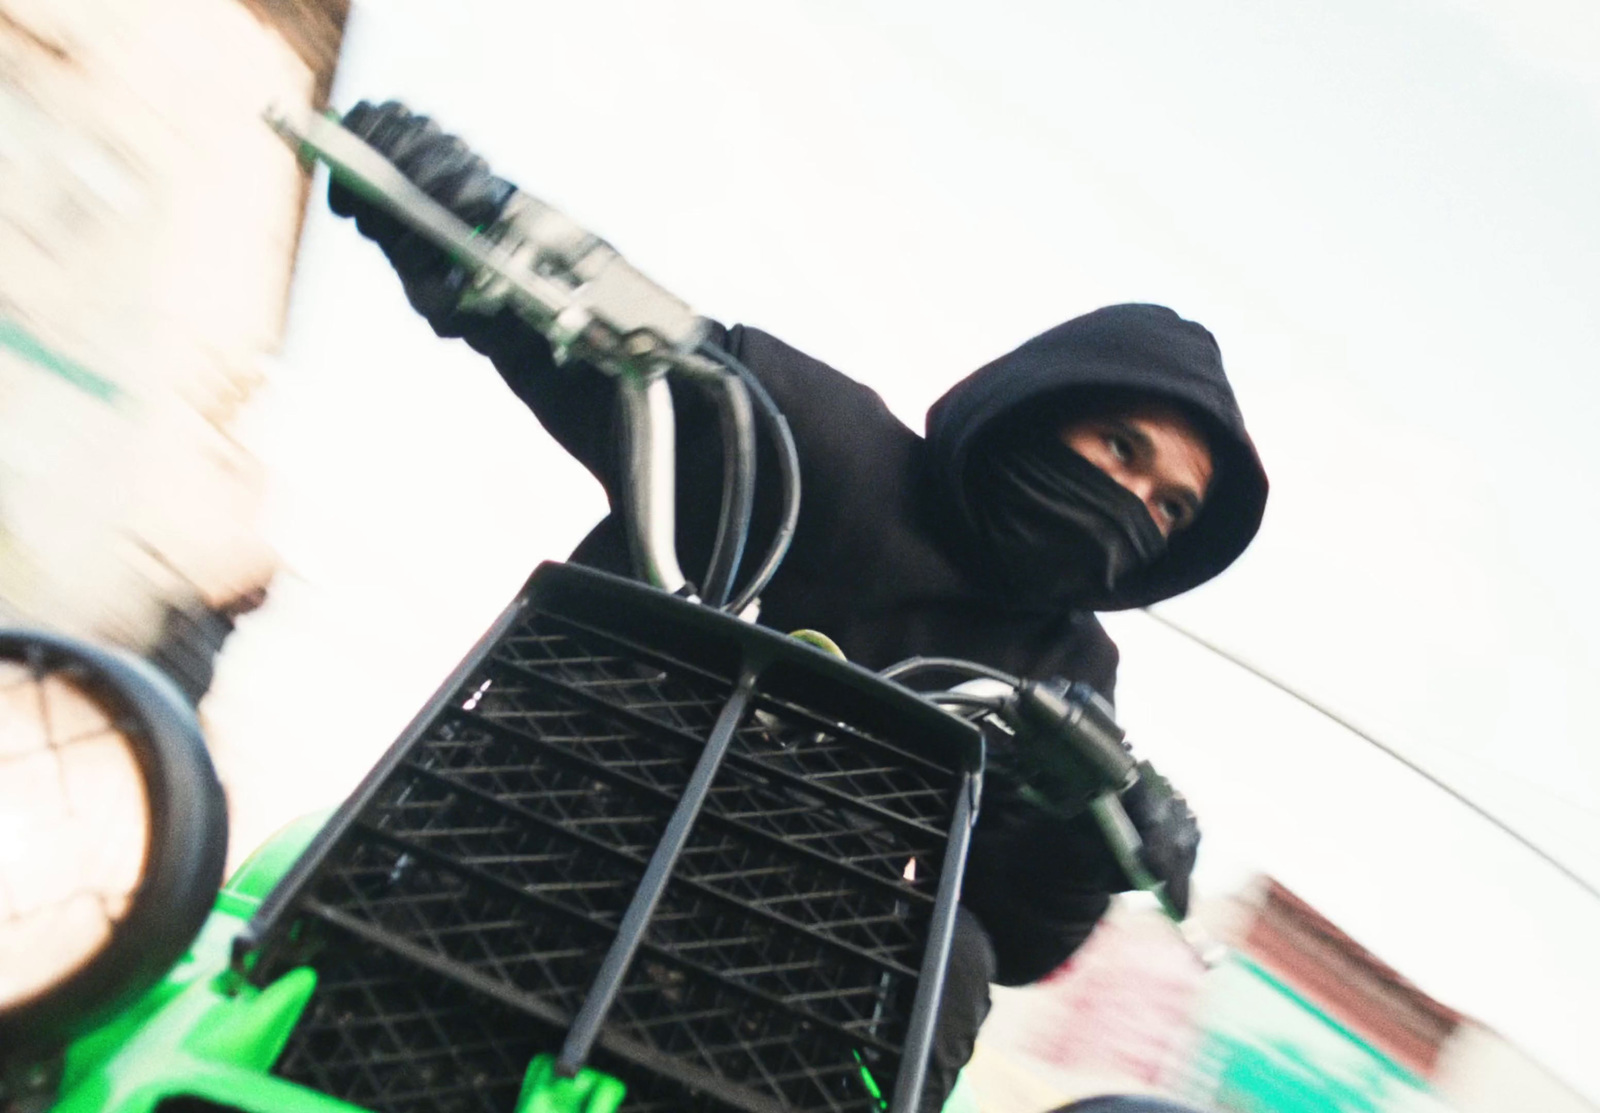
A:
49;812;353;1113
49;806;981;1113
515;1056;626;1113
47;812;628;1113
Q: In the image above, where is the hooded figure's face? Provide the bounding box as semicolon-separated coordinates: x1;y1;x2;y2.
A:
1058;403;1214;539
963;402;1214;607
926;303;1269;611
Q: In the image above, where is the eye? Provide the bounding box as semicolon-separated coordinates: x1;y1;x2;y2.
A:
1105;432;1134;465
1156;495;1195;532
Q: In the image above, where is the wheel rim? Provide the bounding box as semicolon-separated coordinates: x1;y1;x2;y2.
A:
0;630;227;1063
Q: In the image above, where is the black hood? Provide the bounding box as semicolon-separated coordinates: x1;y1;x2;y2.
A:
925;303;1269;610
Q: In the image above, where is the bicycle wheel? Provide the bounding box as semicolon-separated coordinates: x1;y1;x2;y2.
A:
1046;1097;1208;1113
0;629;228;1064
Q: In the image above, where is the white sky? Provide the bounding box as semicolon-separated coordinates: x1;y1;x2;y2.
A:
213;0;1600;1102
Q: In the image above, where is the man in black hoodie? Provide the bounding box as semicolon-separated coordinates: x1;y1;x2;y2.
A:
330;101;1269;1112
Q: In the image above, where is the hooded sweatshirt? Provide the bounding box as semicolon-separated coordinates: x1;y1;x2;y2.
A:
452;303;1267;983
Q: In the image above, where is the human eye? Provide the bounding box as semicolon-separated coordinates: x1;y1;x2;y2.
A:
1157;495;1195;531
1105;431;1134;464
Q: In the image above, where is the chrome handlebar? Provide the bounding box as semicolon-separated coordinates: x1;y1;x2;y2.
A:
273;104;1209;956
268;106;740;598
616;374;688;594
924;676;1191;925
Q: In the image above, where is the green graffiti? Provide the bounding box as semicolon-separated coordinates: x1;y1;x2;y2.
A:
1206;1033;1395;1113
1192;956;1435;1113
0;317;122;404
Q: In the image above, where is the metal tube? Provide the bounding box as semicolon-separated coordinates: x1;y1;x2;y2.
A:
234;592;533;972
888;769;981;1113
617;372;688;594
1088;791;1180;919
556;670;758;1076
264;107;575;325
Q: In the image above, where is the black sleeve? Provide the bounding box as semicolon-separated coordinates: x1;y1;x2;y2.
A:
1028;613;1120;708
703;323;909;522
448;313;889;588
447;310;625;497
1079;621;1119;707
453;309;1114;981
963;881;1110;987
959;782;1123;985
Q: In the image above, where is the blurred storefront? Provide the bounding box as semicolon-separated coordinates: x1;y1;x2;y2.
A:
0;0;345;697
966;877;1594;1113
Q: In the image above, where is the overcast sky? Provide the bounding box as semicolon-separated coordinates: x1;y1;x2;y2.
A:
216;0;1600;1100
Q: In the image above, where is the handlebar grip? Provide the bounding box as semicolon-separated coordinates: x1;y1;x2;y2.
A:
1013;679;1138;794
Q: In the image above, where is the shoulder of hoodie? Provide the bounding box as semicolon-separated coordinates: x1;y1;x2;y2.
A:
709;322;919;481
708;321;1124;695
1065;611;1120;702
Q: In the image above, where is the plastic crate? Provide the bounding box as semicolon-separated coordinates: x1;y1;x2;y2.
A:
241;562;982;1113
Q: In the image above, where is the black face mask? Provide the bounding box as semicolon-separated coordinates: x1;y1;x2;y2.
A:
963;420;1166;607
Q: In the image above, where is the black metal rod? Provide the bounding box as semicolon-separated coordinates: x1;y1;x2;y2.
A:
437;705;939;909
304;900;792;1113
557;669;759;1076
236;592;531;972
533;608;969;779
344;816;910;1059
399;761;927;976
488;655;949;845
888;769;981;1113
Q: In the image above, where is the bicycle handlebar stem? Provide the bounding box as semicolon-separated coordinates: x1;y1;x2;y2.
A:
267;106;774;606
617;371;689;595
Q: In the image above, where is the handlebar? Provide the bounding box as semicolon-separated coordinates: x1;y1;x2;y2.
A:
267;106;797;608
616;372;690;593
272;104;1188;925
882;658;1188;922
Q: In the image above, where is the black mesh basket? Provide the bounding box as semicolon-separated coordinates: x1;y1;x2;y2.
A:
241;562;982;1113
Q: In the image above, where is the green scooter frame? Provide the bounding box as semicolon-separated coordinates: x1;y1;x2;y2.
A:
43;810;623;1113
44;809;979;1113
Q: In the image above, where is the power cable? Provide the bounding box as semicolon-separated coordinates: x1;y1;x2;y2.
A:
1139;606;1600;903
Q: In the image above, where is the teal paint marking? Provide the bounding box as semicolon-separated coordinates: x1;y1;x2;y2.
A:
0;317;122;404
47;811;630;1113
1187;954;1436;1113
1230;955;1427;1090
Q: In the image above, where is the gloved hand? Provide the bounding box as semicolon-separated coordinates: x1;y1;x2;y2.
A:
327;99;518;333
1116;760;1200;917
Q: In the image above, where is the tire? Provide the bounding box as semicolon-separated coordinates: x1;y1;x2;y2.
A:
1046;1098;1208;1113
0;629;228;1063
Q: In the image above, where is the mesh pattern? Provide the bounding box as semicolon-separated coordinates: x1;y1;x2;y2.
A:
263;586;964;1113
273;926;558;1113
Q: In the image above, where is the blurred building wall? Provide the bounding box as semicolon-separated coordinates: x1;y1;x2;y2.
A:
1433;1024;1596;1113
0;0;344;694
963;900;1208;1110
1237;878;1463;1079
963;879;1595;1113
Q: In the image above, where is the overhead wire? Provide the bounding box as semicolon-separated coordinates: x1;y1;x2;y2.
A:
1139;606;1600;903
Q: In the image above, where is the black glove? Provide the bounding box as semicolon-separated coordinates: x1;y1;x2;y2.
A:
1118;759;1200;917
973;756;1199;923
328;99;518;332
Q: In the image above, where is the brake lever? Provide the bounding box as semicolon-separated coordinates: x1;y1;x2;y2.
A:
968;680;1193;925
265;106;713;379
266;105;756;598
